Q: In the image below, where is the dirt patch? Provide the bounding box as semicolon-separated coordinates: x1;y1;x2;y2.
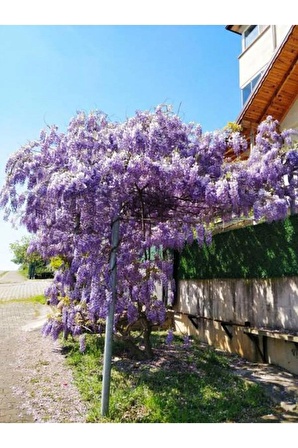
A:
227;353;298;422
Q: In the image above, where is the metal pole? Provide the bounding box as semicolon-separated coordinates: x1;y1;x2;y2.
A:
101;216;120;416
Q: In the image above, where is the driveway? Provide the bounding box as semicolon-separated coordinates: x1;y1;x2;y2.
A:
0;270;52;301
0;271;87;423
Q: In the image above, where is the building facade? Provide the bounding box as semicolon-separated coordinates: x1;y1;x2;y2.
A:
173;25;298;375
226;25;298;142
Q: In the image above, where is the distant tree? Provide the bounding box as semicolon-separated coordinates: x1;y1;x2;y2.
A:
10;236;31;267
10;236;53;278
1;106;298;358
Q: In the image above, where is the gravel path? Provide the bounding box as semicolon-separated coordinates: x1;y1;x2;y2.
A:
0;271;88;423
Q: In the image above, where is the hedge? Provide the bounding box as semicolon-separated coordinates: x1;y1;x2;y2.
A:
178;214;298;280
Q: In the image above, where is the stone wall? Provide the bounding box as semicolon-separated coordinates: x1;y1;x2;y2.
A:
174;277;298;374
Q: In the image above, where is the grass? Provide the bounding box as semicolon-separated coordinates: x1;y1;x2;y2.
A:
0;294;47;305
18;267;29;278
22;294;48;305
62;331;275;423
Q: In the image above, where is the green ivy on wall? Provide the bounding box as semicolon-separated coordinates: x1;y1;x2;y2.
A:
178;214;298;280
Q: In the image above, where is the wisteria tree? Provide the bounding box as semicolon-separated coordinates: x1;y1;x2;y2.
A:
1;106;298;359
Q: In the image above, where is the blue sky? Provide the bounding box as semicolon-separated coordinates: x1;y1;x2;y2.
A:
0;24;243;270
0;2;291;271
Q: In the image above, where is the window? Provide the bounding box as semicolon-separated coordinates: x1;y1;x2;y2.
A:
241;72;262;105
244;25;258;48
243;25;266;49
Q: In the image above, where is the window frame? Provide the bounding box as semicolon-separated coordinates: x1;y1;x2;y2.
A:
241;71;263;105
242;25;266;50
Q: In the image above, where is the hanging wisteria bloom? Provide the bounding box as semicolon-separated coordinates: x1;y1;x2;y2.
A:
165;329;175;346
0;106;297;359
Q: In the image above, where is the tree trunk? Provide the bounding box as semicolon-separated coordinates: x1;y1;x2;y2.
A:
115;314;154;360
142;322;154;359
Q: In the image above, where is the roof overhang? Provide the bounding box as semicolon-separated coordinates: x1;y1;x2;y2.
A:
236;25;298;138
225;25;242;35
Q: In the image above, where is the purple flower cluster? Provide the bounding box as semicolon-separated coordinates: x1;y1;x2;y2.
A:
165;329;174;346
0;108;297;343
